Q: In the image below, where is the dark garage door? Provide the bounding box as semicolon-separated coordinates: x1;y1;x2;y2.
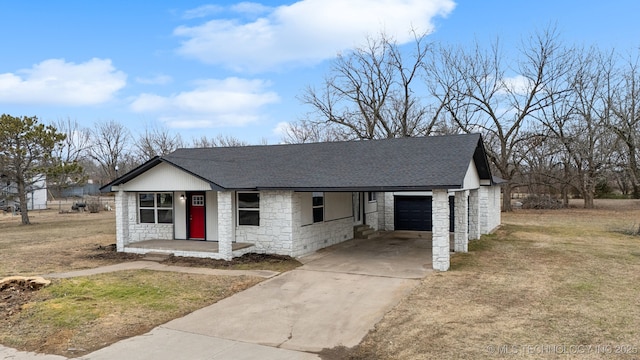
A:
394;196;454;231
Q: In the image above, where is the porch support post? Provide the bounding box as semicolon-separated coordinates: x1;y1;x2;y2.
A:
454;190;469;253
217;191;234;260
479;186;489;235
115;189;129;252
468;189;481;240
432;189;450;271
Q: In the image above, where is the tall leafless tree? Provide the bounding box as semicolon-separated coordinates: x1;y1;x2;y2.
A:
299;32;443;140
191;134;250;148
608;51;640;198
135;124;184;161
428;27;573;211
89;120;132;182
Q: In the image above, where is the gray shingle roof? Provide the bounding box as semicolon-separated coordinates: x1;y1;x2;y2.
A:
102;134;493;192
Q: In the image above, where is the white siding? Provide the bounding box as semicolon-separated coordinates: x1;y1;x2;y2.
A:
325;192;352;221
120;162;211;191
299;192;313;225
463;160;480;190
174;192;187;239
206;191;219;241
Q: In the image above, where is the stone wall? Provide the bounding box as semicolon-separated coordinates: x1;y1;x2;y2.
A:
479;186;502;234
383;192;395;231
235;191;294;255
290;192;354;257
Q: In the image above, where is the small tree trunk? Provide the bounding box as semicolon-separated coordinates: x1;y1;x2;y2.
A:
502;183;513;212
16;175;31;225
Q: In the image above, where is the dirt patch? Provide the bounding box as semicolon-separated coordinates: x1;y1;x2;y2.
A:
0;280;42;321
162;252;302;272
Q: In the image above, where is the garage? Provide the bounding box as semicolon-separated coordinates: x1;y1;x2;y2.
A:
394;196;455;231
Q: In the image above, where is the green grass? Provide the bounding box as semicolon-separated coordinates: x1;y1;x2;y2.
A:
1;270;262;356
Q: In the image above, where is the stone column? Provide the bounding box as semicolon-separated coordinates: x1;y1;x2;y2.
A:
384;192;395;231
115;189;129;251
479;186;489;234
468;189;481;240
432;189;450;271
217;191;234;260
454;190;469;253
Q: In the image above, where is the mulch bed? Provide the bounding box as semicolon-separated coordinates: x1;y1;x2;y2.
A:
161;252;297;268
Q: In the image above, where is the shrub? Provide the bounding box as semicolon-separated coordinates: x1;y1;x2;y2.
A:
87;202;101;213
520;194;564;209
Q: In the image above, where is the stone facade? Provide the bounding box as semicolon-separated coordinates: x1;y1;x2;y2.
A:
114;184;502;271
431;189;450;271
454;190;469;253
235;191;294;255
479;186;501;234
383;192;395;231
468;189;480;240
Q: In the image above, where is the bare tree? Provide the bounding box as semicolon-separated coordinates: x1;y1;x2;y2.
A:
47;118;91;196
608;51;640;198
135;124;184;161
429;27;572;211
299;32;442;140
538;47;616;208
191;134;249;148
89;120;132;182
280;120;349;144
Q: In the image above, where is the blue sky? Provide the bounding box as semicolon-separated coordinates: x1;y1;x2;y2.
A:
1;1;639;145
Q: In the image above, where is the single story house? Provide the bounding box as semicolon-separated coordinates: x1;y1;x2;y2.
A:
101;134;502;271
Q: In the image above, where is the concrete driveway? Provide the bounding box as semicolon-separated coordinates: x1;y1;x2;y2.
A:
80;232;433;359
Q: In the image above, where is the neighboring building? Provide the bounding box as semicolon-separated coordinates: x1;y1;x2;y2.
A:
101;134;502;271
1;174;47;211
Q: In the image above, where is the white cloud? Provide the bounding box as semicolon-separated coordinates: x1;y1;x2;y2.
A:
501;75;532;95
130;77;280;128
0;58;126;106
230;2;272;16
135;74;173;85
273;121;292;136
174;0;456;72
182;4;223;19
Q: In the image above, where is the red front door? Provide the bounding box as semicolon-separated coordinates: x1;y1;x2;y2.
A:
189;193;205;239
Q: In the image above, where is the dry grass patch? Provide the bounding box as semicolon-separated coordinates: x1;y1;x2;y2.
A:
0;210;129;276
346;200;640;360
0;270;261;357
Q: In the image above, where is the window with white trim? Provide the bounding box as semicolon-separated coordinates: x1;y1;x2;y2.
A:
368;192;377;202
312;192;324;223
238;192;260;226
139;193;173;224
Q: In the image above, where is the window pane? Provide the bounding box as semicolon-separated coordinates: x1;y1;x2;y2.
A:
157;193;173;208
139;209;155;223
312;192;324;207
239;210;260;226
238;193;259;208
157;209;173;223
313;207;324;223
139;193;154;207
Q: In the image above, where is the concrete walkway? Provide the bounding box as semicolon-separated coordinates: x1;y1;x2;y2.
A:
2;232;432;360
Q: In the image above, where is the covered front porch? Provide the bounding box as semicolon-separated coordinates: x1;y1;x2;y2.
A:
123;240;256;259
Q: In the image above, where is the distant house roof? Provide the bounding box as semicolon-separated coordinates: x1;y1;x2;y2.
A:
101;134;494;192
